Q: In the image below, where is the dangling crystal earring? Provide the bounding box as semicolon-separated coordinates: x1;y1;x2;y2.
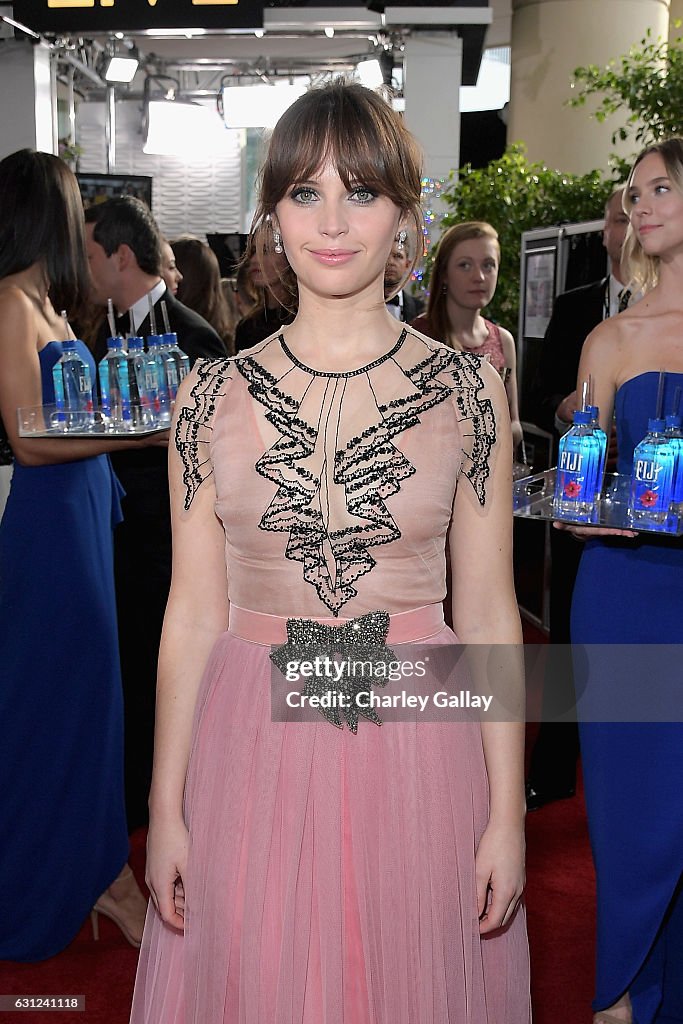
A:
273;230;283;254
396;229;407;252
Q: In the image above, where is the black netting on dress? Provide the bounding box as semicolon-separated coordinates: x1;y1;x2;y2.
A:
175;337;497;614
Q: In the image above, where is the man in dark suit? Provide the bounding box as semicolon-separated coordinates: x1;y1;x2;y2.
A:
84;197;226;832
526;186;631;810
384;239;424;322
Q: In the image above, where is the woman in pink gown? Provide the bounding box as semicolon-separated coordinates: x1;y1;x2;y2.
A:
130;82;530;1024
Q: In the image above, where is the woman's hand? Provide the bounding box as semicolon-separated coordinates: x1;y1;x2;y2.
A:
510;419;524;451
552;521;637;540
145;814;189;930
475;821;525;934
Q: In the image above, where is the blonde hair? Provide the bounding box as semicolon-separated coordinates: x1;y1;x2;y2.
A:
622;137;683;293
425;222;500;348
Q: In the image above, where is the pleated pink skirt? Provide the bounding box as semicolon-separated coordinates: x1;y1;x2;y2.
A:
130;612;530;1024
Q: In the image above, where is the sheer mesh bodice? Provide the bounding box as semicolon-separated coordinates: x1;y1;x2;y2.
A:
176;329;496;618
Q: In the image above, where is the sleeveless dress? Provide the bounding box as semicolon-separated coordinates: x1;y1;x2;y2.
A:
0;341;129;962
130;329;530;1024
572;372;683;1023
408;317;507;373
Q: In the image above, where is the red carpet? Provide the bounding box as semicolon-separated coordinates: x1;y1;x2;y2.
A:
0;786;596;1024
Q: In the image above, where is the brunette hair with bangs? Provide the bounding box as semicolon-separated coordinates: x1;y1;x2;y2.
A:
250;81;424;294
622;137;683;293
0;149;90;317
424;222;500;349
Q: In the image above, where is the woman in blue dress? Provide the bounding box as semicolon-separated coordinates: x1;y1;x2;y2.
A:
0;150;153;960
568;139;683;1024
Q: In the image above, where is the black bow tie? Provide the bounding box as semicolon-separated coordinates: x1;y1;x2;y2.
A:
386;295;401;307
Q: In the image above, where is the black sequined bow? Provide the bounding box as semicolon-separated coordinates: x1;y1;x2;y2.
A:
270;611;396;732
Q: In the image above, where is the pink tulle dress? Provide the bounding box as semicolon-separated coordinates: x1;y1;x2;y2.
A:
129;328;530;1024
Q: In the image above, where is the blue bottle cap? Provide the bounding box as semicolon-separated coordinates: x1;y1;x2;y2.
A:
106;336;124;349
665;414;681;429
573;410;591;425
127;335;144;350
648;417;665;432
162;332;178;346
586;405;599;418
147;334;163;348
62;338;77;351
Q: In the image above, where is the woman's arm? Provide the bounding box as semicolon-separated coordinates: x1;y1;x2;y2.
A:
499;327;523;449
553;319;637;537
145;371;230;928
449;363;525;933
0;288;166;465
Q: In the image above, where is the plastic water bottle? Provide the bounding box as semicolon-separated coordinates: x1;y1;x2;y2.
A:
126;335;157;428
664;414;683;512
146;334;171;424
629;418;677;528
553;409;601;520
586;405;608;495
161;332;190;400
98;336;130;428
52;339;95;430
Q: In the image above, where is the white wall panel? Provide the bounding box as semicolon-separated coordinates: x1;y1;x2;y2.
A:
77;100;242;238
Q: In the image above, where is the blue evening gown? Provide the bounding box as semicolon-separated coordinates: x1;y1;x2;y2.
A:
572;371;683;1024
0;342;129;961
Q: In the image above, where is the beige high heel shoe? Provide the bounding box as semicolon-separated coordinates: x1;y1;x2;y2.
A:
91;864;147;948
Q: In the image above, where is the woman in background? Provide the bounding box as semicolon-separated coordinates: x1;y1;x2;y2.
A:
0;149;150;960
171;235;235;354
569;138;683;1024
233;236;295;351
411;222;523;449
160;238;183;296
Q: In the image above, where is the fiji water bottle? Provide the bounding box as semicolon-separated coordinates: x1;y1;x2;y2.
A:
127;335;157;428
664;414;683;512
553;410;601;520
161;332;190;401
586;405;608;495
98;336;130;428
629;418;677;528
52;339;95;430
146;334;171;424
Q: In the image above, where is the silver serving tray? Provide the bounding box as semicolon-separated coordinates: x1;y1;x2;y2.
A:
17;404;170;439
513;468;683;536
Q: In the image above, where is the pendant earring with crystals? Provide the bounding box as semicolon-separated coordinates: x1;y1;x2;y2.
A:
273;230;283;254
396;229;407;252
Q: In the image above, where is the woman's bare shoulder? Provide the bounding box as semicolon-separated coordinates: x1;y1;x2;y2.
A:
0;284;38;350
0;282;33;316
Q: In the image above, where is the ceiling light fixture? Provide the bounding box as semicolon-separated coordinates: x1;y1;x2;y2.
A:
221;82;307;129
104;55;139;84
356;58;383;89
143;74;228;158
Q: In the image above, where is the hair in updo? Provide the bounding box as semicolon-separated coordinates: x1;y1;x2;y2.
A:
249;80;424;298
622;137;683;293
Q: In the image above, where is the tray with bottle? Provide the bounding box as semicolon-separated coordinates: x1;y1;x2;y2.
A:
513;468;683;536
17;405;170;439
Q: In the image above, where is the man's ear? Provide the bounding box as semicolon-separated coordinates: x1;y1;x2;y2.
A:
115;243;137;272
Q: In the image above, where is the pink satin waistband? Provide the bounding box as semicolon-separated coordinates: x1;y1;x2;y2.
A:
228;604;445;646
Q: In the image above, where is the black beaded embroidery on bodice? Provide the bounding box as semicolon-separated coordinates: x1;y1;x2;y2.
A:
175;333;497;615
